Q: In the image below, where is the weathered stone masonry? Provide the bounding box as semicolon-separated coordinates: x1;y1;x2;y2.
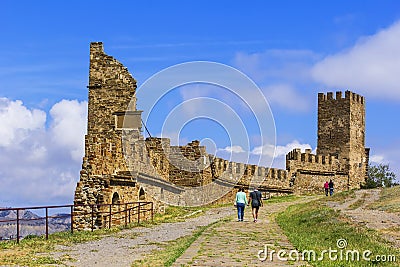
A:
286;91;369;193
73;42;369;230
73;42;146;230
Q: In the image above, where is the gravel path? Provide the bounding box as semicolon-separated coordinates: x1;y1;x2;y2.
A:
173;198;314;266
49;206;232;266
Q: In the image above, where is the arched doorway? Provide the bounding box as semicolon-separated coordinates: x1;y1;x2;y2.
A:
139;188;145;201
112;192;120;204
111;192;121;227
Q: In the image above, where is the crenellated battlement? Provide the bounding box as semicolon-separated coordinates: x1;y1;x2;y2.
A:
318;90;364;105
267;168;288;180
286;148;336;165
210;156;288;186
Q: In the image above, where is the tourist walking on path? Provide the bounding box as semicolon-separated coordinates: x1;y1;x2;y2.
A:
324;181;329;196
235;188;248;221
249;188;263;222
329;179;334;196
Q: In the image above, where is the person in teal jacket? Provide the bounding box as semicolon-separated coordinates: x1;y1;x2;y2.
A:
235;187;248;221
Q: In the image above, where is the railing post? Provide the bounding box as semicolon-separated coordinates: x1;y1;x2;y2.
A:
137;203;141;224
91;205;94;232
45;207;49;240
109;204;112;229
151;202;154;222
124;203;127;227
128;208;131;224
70;205;74;234
16;209;19;244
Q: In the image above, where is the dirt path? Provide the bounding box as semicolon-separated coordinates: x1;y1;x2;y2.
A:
173;198;314;266
45;197;315;266
49;206;232;266
326;189;400;248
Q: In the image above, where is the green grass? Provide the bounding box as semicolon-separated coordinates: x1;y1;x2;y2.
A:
0;227;120;266
131;219;226;267
151;205;206;224
368;186;400;213
329;189;357;203
264;194;302;204
277;198;399;266
348;192;368;210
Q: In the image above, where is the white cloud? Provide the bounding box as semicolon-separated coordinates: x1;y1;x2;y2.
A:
369;144;400;183
26;144;47;163
251;144;275;158
251;140;312;169
0;98;87;207
275;141;312;158
233;49;319;112
370;154;385;164
50;100;87;161
262;84;311;111
218;145;246;153
311;20;400;100
251;140;312;158
213;140;313;169
0;98;46;147
234;49;319;82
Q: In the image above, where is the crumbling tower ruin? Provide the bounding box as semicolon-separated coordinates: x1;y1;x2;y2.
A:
73;42;144;229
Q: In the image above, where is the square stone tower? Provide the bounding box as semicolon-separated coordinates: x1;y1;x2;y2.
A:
317;91;369;187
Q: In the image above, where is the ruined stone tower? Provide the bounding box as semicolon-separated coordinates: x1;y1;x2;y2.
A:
73;42;144;229
317;91;369;187
86;42;142;176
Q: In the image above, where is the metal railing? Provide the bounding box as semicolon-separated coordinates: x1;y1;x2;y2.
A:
0;201;153;243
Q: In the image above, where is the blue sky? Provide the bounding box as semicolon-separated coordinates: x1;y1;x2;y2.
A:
1;0;400;207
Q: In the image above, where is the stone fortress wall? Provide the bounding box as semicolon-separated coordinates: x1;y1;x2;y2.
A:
73;42;369;230
285;91;369;194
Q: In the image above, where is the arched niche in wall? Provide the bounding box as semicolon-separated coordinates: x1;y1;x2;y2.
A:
139;187;146;201
112;192;120;205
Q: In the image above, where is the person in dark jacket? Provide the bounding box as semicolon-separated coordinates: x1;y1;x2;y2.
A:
249;188;263;222
329;179;334;196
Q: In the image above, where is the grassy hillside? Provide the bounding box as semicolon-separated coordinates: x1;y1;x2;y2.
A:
368;186;400;213
277;190;400;267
